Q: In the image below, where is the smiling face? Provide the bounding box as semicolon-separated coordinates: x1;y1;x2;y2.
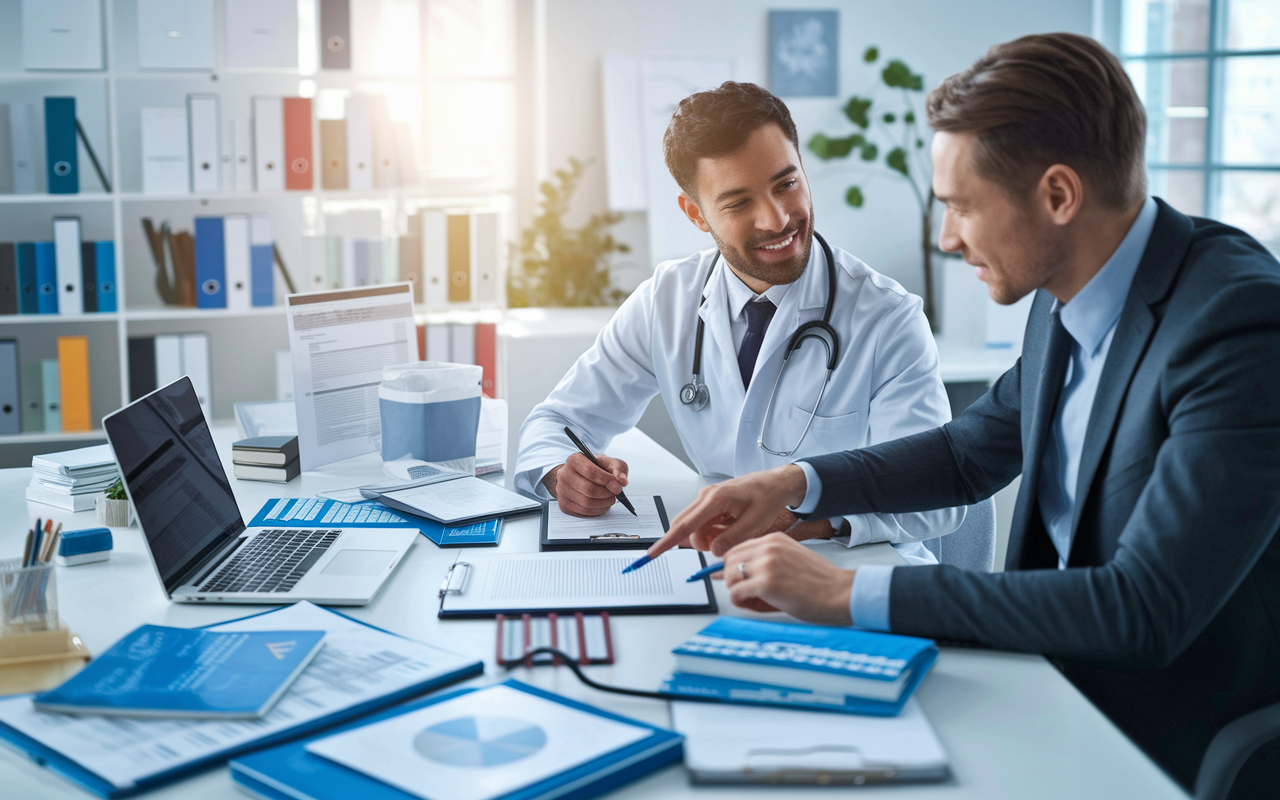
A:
677;123;814;290
932;130;1071;305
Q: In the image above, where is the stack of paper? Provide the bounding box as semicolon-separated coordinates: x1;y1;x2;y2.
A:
26;443;119;511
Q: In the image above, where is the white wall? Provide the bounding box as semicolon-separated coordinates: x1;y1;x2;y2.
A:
542;0;1094;297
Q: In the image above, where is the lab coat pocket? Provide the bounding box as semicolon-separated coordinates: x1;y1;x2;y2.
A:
787;406;862;433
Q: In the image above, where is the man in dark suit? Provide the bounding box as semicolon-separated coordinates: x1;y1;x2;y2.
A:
647;33;1280;795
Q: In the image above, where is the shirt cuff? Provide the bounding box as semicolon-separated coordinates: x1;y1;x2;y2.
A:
849;564;894;631
789;461;823;515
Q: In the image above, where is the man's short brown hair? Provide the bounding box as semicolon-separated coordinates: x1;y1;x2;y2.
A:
663;81;799;198
927;33;1147;209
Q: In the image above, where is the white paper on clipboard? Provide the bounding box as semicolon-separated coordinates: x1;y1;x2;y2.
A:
287;283;419;471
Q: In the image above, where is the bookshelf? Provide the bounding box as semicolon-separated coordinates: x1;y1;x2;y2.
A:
0;0;517;466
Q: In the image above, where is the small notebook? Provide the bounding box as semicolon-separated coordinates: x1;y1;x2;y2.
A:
372;477;540;525
438;549;717;618
539;496;668;551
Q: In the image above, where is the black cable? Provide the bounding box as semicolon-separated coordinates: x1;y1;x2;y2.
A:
509;647;724;705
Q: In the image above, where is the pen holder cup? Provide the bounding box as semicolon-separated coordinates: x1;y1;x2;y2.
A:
0;559;59;635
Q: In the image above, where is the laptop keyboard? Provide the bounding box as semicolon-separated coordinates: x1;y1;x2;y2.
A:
200;529;341;594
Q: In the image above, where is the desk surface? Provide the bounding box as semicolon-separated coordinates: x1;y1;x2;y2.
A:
0;426;1184;799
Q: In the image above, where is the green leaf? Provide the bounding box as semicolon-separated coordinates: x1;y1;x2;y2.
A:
916;138;925;149
883;112;896;124
904;111;915;124
808;132;863;160
843;96;872;129
845;186;865;207
860;143;878;161
863;46;879;63
881;59;924;91
887;147;909;176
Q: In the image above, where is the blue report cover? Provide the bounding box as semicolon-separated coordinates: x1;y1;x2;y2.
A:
250;497;502;547
662;618;938;716
34;625;326;719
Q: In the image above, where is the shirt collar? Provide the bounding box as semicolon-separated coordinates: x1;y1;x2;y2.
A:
723;257;798;321
1057;196;1159;356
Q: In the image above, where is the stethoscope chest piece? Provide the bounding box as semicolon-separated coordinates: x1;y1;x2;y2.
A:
679;378;710;411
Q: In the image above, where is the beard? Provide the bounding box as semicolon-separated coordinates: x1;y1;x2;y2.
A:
708;210;815;287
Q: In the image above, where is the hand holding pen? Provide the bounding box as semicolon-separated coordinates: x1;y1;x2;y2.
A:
553;426;637;518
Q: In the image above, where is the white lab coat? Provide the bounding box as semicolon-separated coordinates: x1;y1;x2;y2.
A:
515;241;964;563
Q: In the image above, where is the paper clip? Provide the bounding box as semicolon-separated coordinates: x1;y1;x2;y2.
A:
589;533;641;541
438;561;472;598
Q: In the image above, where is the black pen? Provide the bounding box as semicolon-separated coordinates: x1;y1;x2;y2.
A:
563;426;637;516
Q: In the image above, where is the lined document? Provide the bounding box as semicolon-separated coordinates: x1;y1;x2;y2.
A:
439;549;714;615
544;495;666;541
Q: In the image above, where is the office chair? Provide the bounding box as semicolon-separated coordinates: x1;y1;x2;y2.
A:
1195;701;1280;800
921;497;996;572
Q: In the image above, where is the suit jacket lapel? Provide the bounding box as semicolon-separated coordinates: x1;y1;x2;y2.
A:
1067;200;1195;549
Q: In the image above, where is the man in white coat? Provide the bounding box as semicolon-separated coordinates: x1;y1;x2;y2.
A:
515;81;962;563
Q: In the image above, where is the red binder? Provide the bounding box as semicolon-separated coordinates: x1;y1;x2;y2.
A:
283;98;313;191
476;321;497;398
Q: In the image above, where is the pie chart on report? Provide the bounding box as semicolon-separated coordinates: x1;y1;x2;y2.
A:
413;716;547;767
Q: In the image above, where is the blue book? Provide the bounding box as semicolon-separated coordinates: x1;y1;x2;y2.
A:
94;241;116;312
250;241;273;306
44;97;79;194
194;216;225;308
16;242;38;314
34;625;326;719
34;241;57;313
660;618;938;716
229;680;684;800
249;497;503;547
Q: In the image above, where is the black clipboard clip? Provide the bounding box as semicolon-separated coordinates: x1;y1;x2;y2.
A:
439;561;472;601
589;533;641;541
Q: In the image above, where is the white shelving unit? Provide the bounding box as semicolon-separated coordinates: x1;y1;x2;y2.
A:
0;0;518;462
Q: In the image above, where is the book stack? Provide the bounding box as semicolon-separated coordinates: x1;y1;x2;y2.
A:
25;444;119;512
233;436;300;483
660;618;939;716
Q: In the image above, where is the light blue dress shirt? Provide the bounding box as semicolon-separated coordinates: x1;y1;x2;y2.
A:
793;197;1159;629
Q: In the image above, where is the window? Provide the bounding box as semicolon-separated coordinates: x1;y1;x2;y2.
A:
1119;0;1280;254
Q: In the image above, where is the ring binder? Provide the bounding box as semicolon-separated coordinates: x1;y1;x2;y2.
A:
438;561;471;599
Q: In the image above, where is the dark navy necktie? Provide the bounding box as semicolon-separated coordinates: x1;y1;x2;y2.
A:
737;299;777;389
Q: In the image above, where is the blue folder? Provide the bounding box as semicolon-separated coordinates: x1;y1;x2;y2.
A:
249;497;503;547
16;243;38;314
0;606;484;799
44;97;78;194
194;216;225;308
230;680;684;800
95;241;116;312
34;242;57;314
250;241;273;306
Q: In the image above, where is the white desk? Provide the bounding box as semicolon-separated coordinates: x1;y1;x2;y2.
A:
0;427;1185;799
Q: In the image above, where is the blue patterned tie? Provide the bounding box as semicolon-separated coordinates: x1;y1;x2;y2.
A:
738;299;777;389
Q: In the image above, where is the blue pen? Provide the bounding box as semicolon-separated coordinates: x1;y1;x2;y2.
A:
620;553;653;574
685;562;724;583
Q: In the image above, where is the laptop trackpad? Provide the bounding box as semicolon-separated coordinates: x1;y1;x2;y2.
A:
321;549;395;577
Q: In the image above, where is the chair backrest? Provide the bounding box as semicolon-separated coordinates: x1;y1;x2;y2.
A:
1195;701;1280;800
922;498;996;572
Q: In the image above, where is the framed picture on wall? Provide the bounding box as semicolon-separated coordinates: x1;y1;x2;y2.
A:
768;10;839;97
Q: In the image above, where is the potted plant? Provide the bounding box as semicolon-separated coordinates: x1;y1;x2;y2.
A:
808;47;943;330
96;478;132;528
507;158;631;307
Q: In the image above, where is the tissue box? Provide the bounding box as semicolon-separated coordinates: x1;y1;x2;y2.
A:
55;528;113;566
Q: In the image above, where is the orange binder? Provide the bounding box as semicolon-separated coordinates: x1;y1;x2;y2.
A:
447;213;470;303
476;321;497;398
57;336;90;432
283;97;313;191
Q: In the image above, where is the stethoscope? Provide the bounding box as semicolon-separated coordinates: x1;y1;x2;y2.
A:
678;231;841;458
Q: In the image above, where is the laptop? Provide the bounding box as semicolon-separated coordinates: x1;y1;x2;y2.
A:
103;377;418;606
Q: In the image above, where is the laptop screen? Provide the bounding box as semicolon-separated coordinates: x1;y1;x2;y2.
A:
104;377;244;593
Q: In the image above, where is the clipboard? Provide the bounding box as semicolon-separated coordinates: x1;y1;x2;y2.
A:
538;495;669;551
437;549;718;618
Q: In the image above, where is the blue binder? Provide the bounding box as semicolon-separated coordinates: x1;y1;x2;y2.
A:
34;242;57;314
95;241;116;312
230;680;684;800
44;97;79;194
0;606;484;799
194;216;225;308
251;240;273;306
16;243;38;314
